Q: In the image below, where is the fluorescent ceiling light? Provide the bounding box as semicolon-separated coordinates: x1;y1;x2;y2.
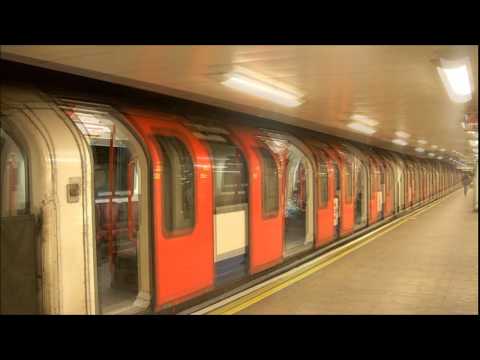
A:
461;122;466;129
392;138;408;146
347;122;377;135
469;140;478;147
350;114;379;127
395;131;410;139
222;73;303;107
417;139;428;145
437;58;473;103
415;147;425;153
428;153;435;157
437;156;443;160
440;148;446;152
431;145;438;149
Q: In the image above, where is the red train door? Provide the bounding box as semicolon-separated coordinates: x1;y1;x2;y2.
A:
332;162;341;238
124;112;214;310
368;160;380;225
229;127;283;274
313;150;335;246
340;160;355;236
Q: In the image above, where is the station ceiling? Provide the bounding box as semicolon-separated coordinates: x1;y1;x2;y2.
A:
1;45;478;166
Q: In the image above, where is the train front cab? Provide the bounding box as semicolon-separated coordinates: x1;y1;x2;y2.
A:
1;86;155;315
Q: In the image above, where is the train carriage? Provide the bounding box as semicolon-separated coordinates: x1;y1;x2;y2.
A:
0;83;464;315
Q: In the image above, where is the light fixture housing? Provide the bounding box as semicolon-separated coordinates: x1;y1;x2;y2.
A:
392;138;408;146
395;131;410;139
347;122;377;135
222;73;304;107
437;57;474;103
350;114;379;127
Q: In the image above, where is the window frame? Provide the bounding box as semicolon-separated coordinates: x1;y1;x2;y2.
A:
257;146;280;218
155;134;196;238
318;160;329;209
206;140;249;210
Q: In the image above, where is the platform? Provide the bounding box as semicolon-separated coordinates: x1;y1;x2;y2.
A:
230;189;478;315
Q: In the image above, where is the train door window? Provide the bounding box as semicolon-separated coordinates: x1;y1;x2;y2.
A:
354;162;368;228
259;148;279;217
65;106;149;315
0;128;29;217
345;164;353;203
1;126;38;314
207;140;249;284
318;161;328;208
209;142;248;208
156;136;195;234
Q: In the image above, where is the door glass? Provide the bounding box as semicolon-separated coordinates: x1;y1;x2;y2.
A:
0;128;28;217
208;141;248;208
259;148;279;216
318;161;328;208
1;126;37;314
156;136;195;234
354;164;367;226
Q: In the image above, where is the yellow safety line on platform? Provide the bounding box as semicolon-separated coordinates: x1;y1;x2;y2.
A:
206;190;459;315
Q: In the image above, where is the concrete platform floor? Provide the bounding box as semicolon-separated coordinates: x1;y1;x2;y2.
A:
239;189;478;315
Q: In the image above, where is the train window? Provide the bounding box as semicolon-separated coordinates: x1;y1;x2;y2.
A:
385;169;390;195
318;162;328;208
156;136;195;234
92;145;132;197
208;142;248;208
259;147;279;216
0;128;29;217
345;164;353;203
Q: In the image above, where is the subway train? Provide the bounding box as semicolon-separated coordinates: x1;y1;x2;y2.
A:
0;74;462;315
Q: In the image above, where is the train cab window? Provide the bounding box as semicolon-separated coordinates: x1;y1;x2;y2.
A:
0;128;29;217
259;147;279;216
345;164;353;203
208;142;248;208
156;136;195;234
318;162;328;208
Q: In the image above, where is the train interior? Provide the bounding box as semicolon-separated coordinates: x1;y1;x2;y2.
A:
354;161;369;229
65;104;145;314
283;144;314;255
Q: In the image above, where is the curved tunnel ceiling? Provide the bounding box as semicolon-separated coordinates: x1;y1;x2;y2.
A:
1;45;478;167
